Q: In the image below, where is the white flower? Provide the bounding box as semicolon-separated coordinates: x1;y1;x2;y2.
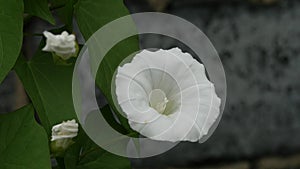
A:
42;31;76;60
115;48;221;142
51;119;78;141
50;119;78;156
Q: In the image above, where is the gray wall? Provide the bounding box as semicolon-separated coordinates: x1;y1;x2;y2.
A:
127;0;300;167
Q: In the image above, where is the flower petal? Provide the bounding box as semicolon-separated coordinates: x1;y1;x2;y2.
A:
115;48;221;142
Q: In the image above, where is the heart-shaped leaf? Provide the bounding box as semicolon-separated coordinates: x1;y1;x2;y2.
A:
74;0;140;133
0;105;51;169
0;0;23;83
15;41;76;135
24;0;55;25
64;129;131;169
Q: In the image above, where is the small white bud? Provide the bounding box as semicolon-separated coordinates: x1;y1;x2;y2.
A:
50;119;78;156
42;31;77;60
51;119;78;141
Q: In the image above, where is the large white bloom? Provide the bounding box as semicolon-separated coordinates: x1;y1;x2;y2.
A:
51;119;78;141
115;48;221;142
42;31;76;60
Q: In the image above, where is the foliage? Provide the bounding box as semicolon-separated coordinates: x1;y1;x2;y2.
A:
0;105;51;169
0;0;138;168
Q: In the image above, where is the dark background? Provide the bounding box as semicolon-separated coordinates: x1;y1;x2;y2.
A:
127;0;300;168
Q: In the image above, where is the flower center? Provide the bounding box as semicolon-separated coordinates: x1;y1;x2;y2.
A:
149;89;169;114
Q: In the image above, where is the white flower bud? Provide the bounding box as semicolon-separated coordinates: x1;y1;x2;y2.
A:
51;119;78;141
50;119;78;156
42;31;77;60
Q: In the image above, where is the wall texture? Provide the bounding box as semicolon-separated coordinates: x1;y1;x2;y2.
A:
127;0;300;168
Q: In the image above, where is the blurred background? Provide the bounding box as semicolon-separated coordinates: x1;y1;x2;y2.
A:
1;0;300;168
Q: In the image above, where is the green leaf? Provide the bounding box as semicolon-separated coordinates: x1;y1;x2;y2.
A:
75;0;140;133
74;0;134;39
24;0;55;25
0;104;51;169
14;41;76;135
65;130;131;169
55;0;75;32
0;0;23;83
